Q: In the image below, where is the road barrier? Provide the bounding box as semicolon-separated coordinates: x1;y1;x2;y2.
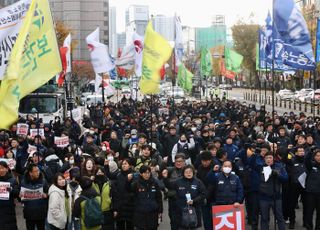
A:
243;92;320;116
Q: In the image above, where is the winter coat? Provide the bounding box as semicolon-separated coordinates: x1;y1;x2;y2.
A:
173;177;206;228
0;173;19;230
44;154;63;184
66;182;82;223
47;184;67;229
20;173;49;221
129;176;163;229
113;170;135;221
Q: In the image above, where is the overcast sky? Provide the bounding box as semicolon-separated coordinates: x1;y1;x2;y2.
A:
110;0;273;33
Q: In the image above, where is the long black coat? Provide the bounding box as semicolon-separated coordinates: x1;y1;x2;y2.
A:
113;170;135;221
0;173;19;230
130;176;163;229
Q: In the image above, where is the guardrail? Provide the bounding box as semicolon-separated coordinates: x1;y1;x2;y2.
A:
243;92;320;115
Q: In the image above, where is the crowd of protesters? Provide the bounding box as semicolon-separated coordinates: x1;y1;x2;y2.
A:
1;95;320;230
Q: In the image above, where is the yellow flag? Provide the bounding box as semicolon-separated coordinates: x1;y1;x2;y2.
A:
139;22;172;94
0;0;62;129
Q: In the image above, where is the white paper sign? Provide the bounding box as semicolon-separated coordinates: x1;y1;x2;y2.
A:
0;0;31;79
54;136;69;148
298;172;307;188
263;166;272;182
27;144;37;155
29;129;45;137
67;108;82;123
20;187;43;201
17;123;29;135
0;182;10;200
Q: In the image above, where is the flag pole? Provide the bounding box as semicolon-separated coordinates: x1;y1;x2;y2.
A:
99;73;105;104
271;1;277;229
172;14;177;117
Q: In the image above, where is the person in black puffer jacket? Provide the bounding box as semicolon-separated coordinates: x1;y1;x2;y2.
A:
20;163;49;230
128;165;163;230
113;159;135;230
0;161;19;230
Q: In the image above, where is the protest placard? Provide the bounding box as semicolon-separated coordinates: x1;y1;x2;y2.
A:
54;136;69;148
17;123;29;135
212;204;245;230
20;187;44;201
29;129;45;137
0;182;10;200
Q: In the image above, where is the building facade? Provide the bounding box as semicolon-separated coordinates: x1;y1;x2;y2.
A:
152;15;174;41
49;0;109;61
109;6;117;57
125;5;149;45
117;32;126;52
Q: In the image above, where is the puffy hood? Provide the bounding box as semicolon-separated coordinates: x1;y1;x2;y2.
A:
45;154;63;167
48;184;65;197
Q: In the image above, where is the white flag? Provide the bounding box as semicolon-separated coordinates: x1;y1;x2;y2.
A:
0;0;31;80
63;33;71;73
86;27;114;73
175;16;184;65
115;44;135;70
132;32;144;76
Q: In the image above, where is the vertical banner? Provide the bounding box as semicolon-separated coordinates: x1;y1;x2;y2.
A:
316;18;320;63
212;205;245;230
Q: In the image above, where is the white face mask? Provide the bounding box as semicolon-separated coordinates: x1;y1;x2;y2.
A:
191;127;197;132
222;167;232;174
89;130;95;135
69;159;74;165
102;146;107;151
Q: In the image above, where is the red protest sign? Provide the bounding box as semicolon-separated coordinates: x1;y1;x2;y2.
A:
212;204;245;230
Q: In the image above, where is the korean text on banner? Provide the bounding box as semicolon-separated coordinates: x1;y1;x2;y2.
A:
139;22;173;94
54;136;70;148
16;123;29;135
212;204;245;230
0;0;62;129
0;0;31;80
29;129;45;137
0;182;11;200
20;187;44;201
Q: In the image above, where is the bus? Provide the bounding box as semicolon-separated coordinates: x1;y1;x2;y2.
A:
19;92;66;124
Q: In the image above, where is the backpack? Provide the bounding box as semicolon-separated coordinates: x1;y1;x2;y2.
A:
80;195;103;228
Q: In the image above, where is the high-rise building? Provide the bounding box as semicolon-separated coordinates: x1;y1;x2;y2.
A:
109;7;117;57
2;0;19;7
212;15;225;26
182;26;196;56
195;15;226;52
152;15;174;41
49;0;109;61
117;32;126;52
125;5;149;44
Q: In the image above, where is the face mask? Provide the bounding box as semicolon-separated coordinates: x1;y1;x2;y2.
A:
191;127;197;132
222;167;232;174
102;146;107;151
89;130;95;135
132;148;137;153
69;159;74;165
180;140;186;143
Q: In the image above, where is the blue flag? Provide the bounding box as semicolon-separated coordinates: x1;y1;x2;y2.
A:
274;0;315;70
316;18;320;63
109;56;118;80
259;29;293;71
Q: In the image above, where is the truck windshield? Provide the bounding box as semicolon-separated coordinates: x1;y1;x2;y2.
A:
19;96;58;113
